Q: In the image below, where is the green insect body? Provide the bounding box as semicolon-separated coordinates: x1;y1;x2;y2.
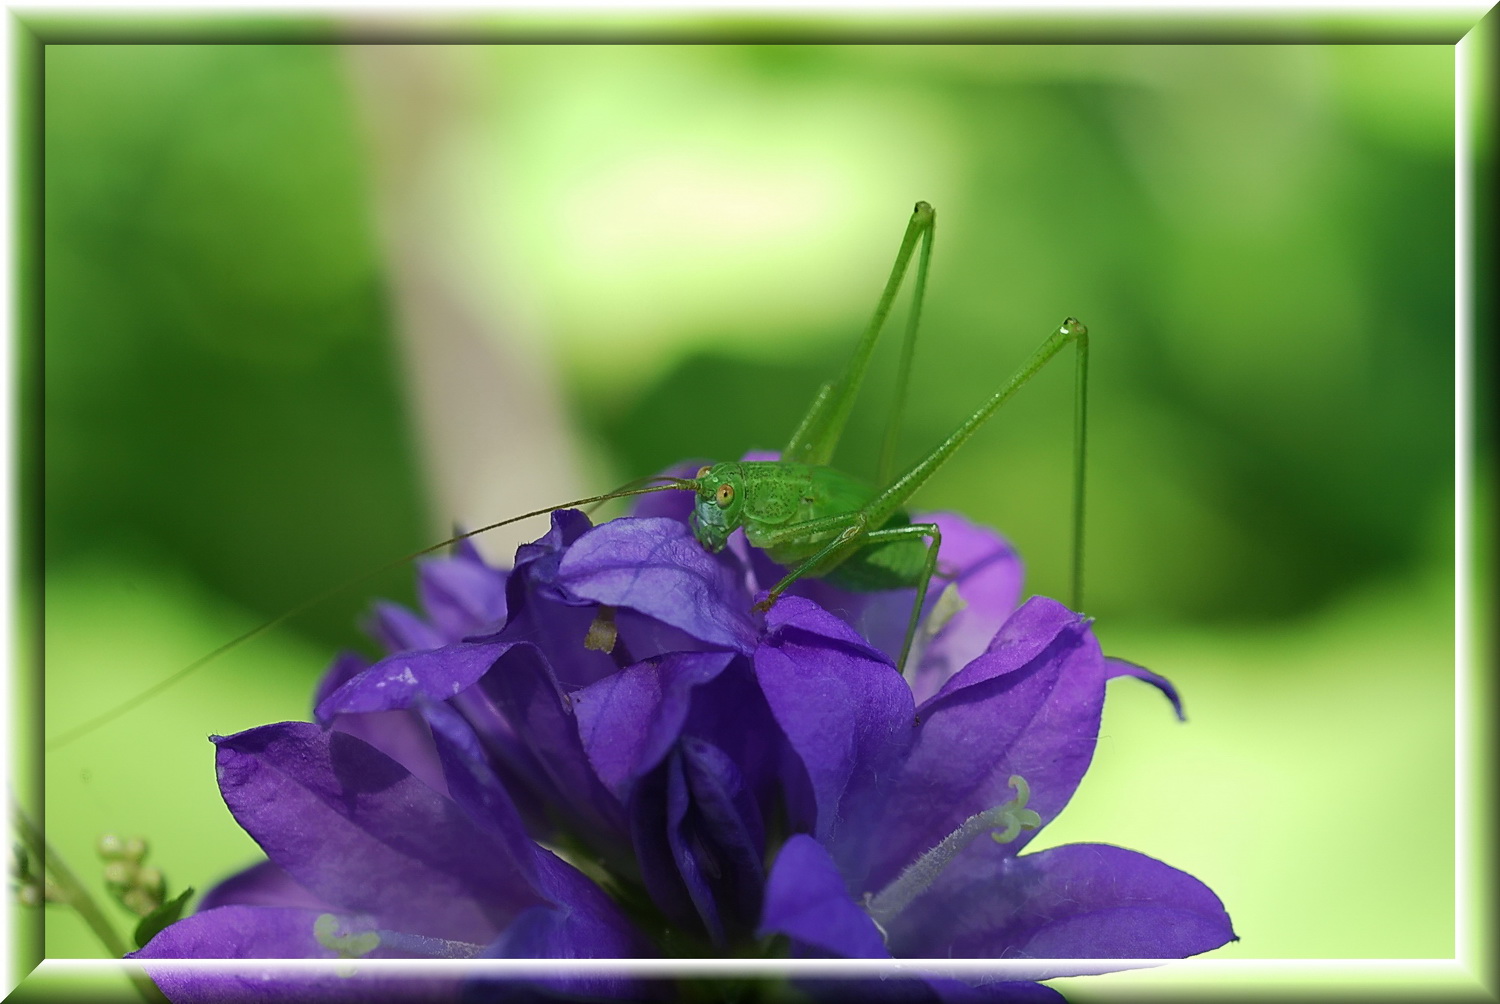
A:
690;461;931;593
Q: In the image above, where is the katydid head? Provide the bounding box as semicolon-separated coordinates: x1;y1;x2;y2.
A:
688;462;745;553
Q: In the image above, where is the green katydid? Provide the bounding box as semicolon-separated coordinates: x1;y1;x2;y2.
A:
47;200;1088;751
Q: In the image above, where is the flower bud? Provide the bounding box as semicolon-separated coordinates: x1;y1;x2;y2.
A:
136;865;165;898
102;861;134;886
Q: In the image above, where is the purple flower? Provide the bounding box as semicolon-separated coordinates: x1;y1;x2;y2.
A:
133;461;1232;1001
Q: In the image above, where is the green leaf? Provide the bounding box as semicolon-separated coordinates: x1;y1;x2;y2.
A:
133;886;194;950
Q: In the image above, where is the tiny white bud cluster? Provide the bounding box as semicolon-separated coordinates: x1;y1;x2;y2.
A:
98;832;165;916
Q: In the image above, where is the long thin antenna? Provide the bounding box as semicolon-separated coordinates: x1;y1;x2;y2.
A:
47;480;695;750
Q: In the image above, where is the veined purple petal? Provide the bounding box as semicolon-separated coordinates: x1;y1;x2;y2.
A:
574;650;737;801
555;517;761;655
197;860;335;914
926;598;1083;704
865;598;1105;891
134;907;469;1001
325;705;449;798
314;639;511;721
317;651;448;796
1105;657;1186;722
887;842;1237;960
758;835;888;959
754;596;914;848
679;737;766;938
134;905;475;961
213;723;547;945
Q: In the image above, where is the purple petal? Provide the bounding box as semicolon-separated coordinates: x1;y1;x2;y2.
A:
758;835;888;959
312;651;370;712
312;653;454;803
314;639;511;721
924;979;1066;1003
197;860;335;914
1105;657;1186;722
486;901;614;953
678;737;766;937
214;723;547;945
493;510;623;689
365;601;445;654
476;905;657;1000
628;755;700;932
787;513;1020;690
866;598;1106;890
134;905;472;961
753;596;914;848
422;699;655;960
418;698;545;891
418;549;508;640
629;738;766;945
657;740;765;944
792;978;1063;1003
503;508;597;613
325;705;449;798
472;643;628;842
888;843;1237;960
906;513;1025;700
629;460;707;521
555;517;761;654
133;907;467;1001
574;650;737;801
927;597;1084;703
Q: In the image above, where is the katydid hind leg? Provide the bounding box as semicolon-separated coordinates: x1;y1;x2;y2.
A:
847;318;1090;612
877;205;935;487
783;202;936;468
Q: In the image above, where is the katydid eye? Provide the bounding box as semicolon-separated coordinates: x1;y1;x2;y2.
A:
716;483;734;507
695;465;712;480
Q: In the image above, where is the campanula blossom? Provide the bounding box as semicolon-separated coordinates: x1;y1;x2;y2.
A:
132;459;1232;1001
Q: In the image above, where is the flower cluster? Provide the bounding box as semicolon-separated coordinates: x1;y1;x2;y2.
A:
133;461;1234;1001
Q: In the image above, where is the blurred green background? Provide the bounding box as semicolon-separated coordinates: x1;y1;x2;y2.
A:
38;42;1463;977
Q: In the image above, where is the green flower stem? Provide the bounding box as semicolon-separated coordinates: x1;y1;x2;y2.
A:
11;802;168;1004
